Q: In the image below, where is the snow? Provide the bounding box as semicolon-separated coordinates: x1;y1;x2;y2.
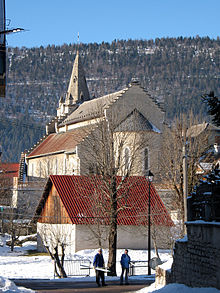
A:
137;283;220;293
186;220;220;226
0;234;219;293
176;235;188;242
157;256;173;271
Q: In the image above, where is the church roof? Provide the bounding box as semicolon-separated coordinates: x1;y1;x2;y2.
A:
34;175;174;227
60;89;126;126
65;51;90;104
115;108;160;132
27;126;93;158
59;82;164;129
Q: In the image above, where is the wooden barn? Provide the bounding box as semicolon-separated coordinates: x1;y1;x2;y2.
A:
34;175;173;254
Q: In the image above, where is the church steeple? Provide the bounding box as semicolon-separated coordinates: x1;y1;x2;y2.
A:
57;50;90;119
66;51;90;105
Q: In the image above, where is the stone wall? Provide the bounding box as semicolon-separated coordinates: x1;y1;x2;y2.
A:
171;222;220;289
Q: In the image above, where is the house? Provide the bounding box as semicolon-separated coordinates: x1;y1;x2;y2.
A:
0;162;19;206
34;175;173;254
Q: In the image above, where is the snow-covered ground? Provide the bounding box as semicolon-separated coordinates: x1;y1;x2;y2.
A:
0;234;220;292
138;283;220;293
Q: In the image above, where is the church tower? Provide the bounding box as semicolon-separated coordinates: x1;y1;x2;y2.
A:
57;51;90;118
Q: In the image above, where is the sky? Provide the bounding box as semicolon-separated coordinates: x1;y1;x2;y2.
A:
5;0;220;48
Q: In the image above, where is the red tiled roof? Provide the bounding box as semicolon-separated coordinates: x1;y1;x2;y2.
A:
36;175;173;226
0;163;19;178
27;127;92;158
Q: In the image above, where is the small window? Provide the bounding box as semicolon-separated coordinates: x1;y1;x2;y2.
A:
80;92;84;102
144;148;149;172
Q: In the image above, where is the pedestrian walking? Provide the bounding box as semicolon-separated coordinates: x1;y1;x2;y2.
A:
93;248;107;287
120;249;131;285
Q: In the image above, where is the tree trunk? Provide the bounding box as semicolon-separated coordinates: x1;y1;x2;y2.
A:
107;215;117;276
54;246;67;278
107;177;117;276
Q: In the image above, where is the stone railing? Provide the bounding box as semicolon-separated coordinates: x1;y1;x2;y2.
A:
171;221;220;289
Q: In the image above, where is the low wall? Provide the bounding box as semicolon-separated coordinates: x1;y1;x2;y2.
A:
171;222;220;289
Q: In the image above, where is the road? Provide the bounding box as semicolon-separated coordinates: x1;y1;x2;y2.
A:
13;278;154;293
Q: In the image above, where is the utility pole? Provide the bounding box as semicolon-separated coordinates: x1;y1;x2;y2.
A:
183;143;188;234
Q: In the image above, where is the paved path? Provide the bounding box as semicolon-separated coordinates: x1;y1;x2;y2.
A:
13;278;154;293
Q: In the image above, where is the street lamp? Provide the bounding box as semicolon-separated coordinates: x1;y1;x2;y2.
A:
146;170;154;275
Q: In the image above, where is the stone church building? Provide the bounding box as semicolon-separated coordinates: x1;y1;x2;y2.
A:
24;51;165;180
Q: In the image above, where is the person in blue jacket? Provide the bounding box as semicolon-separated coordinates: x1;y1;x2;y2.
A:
93;248;107;287
120;249;131;285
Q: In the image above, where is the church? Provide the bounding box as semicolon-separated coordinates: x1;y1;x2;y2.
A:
24;51;165;180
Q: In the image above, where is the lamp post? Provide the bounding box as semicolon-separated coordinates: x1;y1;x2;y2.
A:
146;170;154;276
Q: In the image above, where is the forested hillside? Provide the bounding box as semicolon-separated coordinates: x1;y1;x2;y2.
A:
0;37;219;162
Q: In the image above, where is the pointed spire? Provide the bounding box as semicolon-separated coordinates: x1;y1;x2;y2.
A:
65;51;90;105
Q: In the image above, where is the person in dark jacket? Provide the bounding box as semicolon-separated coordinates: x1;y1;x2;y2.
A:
93;248;106;287
120;249;131;285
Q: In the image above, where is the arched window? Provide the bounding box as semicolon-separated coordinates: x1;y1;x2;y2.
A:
144;148;149;172
124;147;130;171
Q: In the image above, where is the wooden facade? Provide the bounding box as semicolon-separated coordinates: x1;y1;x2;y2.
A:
38;185;71;224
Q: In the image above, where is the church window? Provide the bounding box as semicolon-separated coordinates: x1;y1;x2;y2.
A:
144;148;149;172
124;147;130;171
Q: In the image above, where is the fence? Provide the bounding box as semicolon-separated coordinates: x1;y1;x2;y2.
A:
129;261;149;276
54;259;149;278
54;259;92;278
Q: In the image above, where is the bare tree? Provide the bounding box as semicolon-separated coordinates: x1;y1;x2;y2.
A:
3;198;34;252
38;223;72;278
79;106;154;275
160;113;210;235
37;192;74;278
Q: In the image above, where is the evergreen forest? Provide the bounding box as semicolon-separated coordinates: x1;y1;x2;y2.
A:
0;37;219;162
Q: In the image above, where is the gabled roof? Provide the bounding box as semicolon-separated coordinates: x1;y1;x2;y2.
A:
115;108;160;132
0;163;19;178
60;89;126;126
34;175;173;227
65;51;90;104
27;126;92;158
59;82;164;129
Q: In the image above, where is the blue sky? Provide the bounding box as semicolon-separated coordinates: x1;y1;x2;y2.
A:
5;0;220;48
